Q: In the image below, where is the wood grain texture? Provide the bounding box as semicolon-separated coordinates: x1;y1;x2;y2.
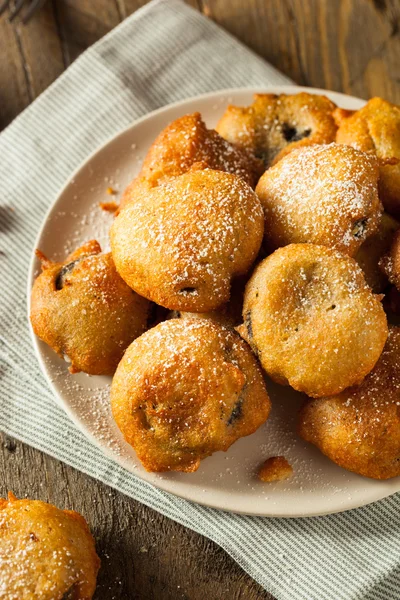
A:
0;16;31;130
200;0;400;102
0;433;272;600
1;0;400;598
53;0;120;66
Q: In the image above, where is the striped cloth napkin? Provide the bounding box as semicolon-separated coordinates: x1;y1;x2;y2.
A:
1;1;399;599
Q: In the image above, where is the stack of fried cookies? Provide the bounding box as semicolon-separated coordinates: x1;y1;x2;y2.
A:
31;92;400;483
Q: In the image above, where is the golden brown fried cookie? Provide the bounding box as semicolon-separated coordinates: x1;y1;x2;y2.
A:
379;228;400;290
30;240;150;375
336;97;400;218
240;244;388;398
119;112;262;212
355;212;399;292
299;326;400;480
0;492;100;600
111;169;264;312
111;318;271;472
256;143;381;256
216;92;337;168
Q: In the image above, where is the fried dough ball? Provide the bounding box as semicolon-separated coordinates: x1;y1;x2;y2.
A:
299;327;400;479
216;92;337;168
380;228;400;290
30;240;150;375
119;112;262;212
111;319;271;472
111;169;264;312
257;456;293;482
332;107;355;127
174;276;246;329
355;212;399;292
256;143;381;256
240;244;388;398
0;492;100;599
336;97;400;218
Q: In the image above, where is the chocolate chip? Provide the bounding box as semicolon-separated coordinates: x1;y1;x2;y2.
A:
245;311;253;341
55;259;81;290
282;123;311;143
62;585;78;600
228;396;243;425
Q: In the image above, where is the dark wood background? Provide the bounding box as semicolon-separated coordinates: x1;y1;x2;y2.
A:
1;1;400;598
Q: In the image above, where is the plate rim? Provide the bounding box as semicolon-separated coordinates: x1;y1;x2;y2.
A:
27;85;400;518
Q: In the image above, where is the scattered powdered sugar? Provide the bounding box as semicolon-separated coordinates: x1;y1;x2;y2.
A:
0;500;92;598
113;169;263;302
259;143;380;251
30;104;391;508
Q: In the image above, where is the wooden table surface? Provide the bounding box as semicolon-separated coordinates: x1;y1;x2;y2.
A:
1;1;400;598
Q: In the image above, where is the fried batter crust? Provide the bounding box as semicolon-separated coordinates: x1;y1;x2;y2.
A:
356;212;399;292
111;319;271;472
30;241;150;375
241;244;388;398
216;92;337;167
258;456;293;482
119;112;262;212
336;97;400;218
299;327;400;479
256;143;381;256
379;228;400;290
111;169;264;312
0;493;100;600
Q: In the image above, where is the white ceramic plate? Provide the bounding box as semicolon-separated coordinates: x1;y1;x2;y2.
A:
28;86;400;517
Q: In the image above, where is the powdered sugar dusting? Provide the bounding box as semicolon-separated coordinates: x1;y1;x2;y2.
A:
111;169;263;309
258;143;381;254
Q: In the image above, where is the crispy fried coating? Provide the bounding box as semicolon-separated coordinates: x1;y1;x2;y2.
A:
256;143;381;256
119;112;262;212
380;228;400;290
258;456;293;482
174;276;246;329
355;212;399;292
0;492;100;600
332;107;355;127
30;240;150;375
240;244;388;398
216;92;337;168
299;327;400;479
111;169;264;312
336;97;400;218
111;319;271;472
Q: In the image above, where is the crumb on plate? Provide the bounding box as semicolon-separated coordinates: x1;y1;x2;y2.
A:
258;456;293;482
99;201;119;213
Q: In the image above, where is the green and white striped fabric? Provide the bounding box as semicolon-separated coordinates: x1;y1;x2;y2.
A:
1;1;399;598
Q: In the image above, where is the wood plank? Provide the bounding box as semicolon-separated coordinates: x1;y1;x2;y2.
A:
201;0;400;103
0;0;65;130
53;0;121;66
0;432;272;600
118;0;200;19
0;17;31;130
199;0;305;83
10;1;65;98
2;1;400;598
